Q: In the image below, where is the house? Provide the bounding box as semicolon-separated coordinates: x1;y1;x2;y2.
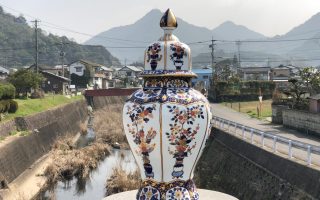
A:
0;66;9;79
69;60;113;89
118;66;142;78
240;67;271;81
192;68;212;89
40;71;70;94
308;94;320;113
28;64;66;76
270;65;300;89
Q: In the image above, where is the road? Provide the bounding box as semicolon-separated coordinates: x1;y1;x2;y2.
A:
211;103;320;168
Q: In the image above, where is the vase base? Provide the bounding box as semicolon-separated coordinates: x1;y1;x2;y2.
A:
104;189;238;200
137;179;198;200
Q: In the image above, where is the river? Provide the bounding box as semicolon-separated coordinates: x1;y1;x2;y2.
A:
41;149;136;200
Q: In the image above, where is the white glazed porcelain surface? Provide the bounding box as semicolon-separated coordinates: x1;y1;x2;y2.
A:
122;8;212;200
123;89;211;182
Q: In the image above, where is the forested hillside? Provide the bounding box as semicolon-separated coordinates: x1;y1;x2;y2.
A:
0;6;120;67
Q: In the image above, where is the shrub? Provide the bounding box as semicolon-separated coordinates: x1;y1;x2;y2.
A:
8;100;18;113
0;84;15;100
30;90;44;99
0;100;11;113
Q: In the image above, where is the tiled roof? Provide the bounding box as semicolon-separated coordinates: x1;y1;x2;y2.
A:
119;66;142;72
41;71;70;82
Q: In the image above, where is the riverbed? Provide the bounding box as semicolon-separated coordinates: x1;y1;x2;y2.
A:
41;149;136;200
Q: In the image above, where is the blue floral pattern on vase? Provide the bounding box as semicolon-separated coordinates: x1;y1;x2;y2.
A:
147;43;162;70
170;42;187;70
138;186;161;200
166;187;190;200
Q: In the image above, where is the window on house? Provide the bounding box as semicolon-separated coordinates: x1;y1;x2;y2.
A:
203;76;209;79
53;84;58;89
127;71;132;76
75;67;82;72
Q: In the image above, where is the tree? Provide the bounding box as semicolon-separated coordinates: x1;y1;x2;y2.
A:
7;69;44;97
282;78;307;109
299;67;320;95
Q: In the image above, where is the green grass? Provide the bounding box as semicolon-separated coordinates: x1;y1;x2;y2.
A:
222;100;272;120
3;94;84;122
19;130;30;136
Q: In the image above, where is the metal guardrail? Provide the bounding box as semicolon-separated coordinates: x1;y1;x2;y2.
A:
212;116;320;166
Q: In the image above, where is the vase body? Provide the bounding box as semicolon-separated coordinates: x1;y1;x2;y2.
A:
122;8;212;200
123;77;211;199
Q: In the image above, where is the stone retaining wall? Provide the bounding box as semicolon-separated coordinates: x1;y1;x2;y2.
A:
282;109;320;135
0;120;16;138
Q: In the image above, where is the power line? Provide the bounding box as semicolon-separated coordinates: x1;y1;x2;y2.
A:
218;37;320;43
41;24;151;44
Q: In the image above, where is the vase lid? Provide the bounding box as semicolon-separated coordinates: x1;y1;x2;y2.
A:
142;9;196;78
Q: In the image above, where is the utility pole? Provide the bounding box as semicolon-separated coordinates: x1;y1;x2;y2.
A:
209;38;216;78
209;38;216;100
32;20;40;73
60;41;66;77
236;40;241;74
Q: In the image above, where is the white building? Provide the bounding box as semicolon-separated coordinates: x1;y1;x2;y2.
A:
69;60;113;89
118;66;142;78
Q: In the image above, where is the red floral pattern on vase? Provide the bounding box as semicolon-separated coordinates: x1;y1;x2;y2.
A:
126;103;158;178
165;105;205;178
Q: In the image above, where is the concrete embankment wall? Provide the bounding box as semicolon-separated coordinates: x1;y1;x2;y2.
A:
0;100;87;185
195;128;320;200
91;96;127;109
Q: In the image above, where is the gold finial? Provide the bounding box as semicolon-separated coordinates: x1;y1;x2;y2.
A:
160;9;177;29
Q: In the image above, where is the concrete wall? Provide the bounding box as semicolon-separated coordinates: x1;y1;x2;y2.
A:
91;96;127;109
271;105;289;124
0;100;87;185
283;109;320;135
195;128;320;199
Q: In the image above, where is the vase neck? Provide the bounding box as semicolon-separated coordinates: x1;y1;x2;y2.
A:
143;76;191;89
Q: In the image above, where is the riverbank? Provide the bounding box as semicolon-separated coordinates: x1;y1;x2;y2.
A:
38;96;130;199
1;94;83;123
0;95;131;200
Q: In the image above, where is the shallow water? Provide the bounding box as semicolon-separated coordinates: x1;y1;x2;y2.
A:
42;149;136;200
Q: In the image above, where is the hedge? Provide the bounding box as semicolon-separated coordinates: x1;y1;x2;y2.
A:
210;81;276;102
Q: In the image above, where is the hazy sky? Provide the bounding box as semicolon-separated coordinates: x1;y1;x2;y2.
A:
1;0;320;43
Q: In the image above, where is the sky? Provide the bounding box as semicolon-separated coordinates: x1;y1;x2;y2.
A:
1;0;320;43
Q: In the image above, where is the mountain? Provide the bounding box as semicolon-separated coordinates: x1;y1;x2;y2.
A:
86;8;320;67
284;12;320;39
0;6;120;68
212;21;265;40
85;9;266;63
209;12;320;67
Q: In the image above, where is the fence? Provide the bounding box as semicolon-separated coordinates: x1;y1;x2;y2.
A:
212;116;320;166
